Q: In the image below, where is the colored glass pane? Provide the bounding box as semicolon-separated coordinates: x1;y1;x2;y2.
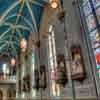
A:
94;47;100;69
83;2;92;17
80;0;89;6
92;0;100;8
90;30;100;49
96;7;100;24
86;14;96;31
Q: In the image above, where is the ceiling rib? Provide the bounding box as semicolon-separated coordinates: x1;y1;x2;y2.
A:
9;1;25;42
1;1;21;19
0;0;46;57
30;0;44;7
0;27;11;40
26;1;38;34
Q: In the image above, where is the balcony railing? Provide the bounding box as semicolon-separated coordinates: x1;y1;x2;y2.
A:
0;75;16;84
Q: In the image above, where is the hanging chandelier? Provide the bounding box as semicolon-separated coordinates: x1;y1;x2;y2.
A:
20;38;27;52
49;0;59;9
11;58;16;67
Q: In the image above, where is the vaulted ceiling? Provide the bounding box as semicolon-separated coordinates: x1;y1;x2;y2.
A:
0;0;47;59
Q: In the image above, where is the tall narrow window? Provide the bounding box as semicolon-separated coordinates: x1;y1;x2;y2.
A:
48;25;57;69
47;25;60;97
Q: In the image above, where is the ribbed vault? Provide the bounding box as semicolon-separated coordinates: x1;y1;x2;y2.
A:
0;0;47;58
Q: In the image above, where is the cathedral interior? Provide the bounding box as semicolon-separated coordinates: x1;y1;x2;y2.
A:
0;0;100;100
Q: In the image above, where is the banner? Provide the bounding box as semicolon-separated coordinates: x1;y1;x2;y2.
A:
71;46;85;80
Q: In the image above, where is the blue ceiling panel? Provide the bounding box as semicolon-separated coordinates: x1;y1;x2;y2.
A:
0;0;15;15
0;0;47;58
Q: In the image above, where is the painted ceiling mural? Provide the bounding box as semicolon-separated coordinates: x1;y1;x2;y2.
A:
0;0;47;58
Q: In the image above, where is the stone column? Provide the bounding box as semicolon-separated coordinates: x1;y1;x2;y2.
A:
20;51;27;99
30;41;40;99
16;58;20;98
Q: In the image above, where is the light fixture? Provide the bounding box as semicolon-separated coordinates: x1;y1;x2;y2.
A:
2;64;7;73
20;38;27;52
6;68;10;75
49;0;59;9
17;12;23;17
0;18;4;25
11;58;16;66
11;23;18;29
32;41;36;49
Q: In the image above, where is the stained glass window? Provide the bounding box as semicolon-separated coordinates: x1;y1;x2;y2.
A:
82;2;92;17
92;0;100;8
86;14;96;31
95;6;100;24
80;0;89;6
94;47;100;69
79;0;100;78
90;29;100;49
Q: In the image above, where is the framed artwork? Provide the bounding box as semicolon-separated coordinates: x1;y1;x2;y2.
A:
71;45;85;80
